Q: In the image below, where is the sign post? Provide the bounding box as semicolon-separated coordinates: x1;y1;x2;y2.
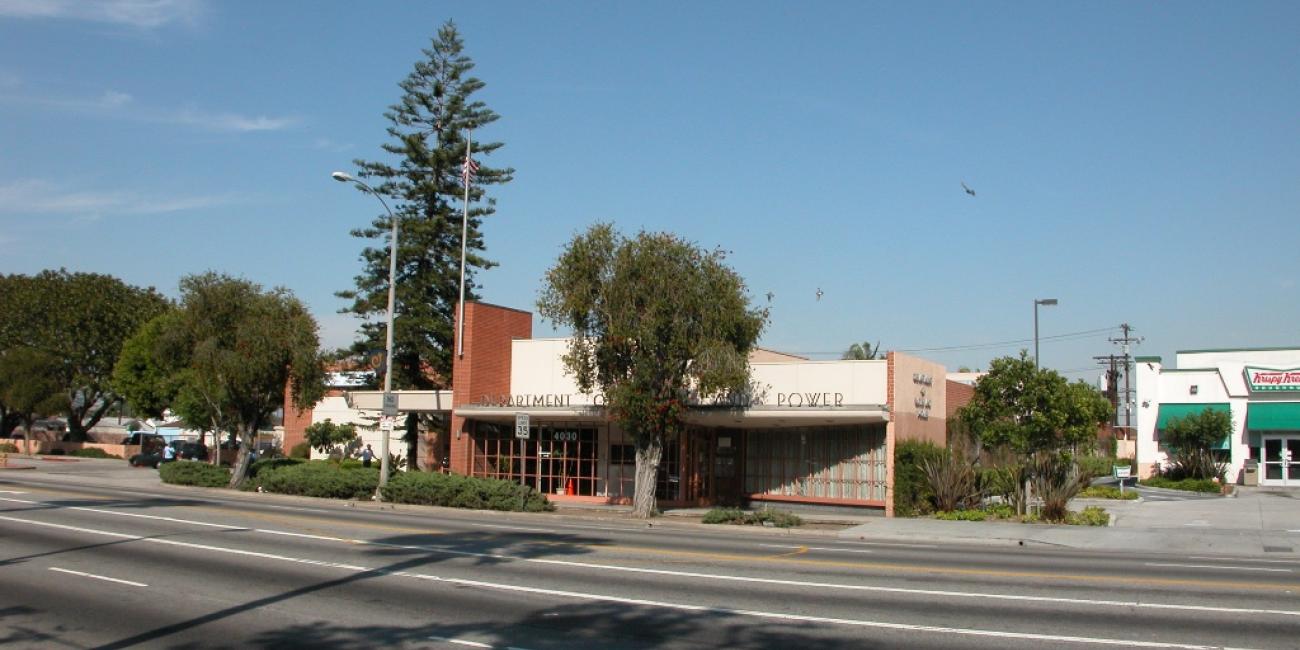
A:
1114;464;1132;495
382;392;399;417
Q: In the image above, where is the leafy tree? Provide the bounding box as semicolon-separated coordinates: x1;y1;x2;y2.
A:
113;311;223;452
1161;407;1231;480
0;347;65;441
842;341;882;360
305;419;358;456
538;224;767;517
0;270;170;440
958;351;1111;514
337;20;513;465
115;273;325;487
959;351;1111;456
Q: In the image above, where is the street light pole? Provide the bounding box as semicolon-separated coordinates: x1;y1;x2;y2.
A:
1033;298;1058;370
332;171;396;498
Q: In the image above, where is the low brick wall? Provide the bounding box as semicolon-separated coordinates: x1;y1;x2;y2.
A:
33;441;133;458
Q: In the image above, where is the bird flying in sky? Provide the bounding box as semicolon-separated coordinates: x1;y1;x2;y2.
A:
816;288;824;301
961;182;976;197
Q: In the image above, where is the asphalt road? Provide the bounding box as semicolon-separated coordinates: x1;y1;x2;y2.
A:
2;473;1299;649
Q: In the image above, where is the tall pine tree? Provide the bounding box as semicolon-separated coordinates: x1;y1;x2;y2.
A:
338;21;512;465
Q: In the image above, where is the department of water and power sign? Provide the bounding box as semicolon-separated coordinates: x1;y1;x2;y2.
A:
1245;367;1300;392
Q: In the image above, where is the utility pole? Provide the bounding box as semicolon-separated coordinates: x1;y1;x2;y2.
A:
1109;324;1144;436
1093;353;1123;426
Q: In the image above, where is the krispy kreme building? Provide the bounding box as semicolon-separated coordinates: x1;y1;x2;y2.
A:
1134;347;1300;486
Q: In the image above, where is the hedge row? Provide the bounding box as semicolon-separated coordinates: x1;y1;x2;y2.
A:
380;471;553;512
245;461;378;500
160;461;231;487
1139;477;1222;493
893;439;946;517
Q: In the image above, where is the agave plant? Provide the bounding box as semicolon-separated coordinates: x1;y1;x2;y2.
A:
1029;452;1090;522
920;452;978;513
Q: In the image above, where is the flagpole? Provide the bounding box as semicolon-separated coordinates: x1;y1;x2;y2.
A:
457;130;472;358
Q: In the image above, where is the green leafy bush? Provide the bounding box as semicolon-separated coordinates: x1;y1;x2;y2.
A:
1069;506;1110;526
1076;456;1132;481
380;471;553;512
248;461;378;499
978;464;1028;514
247;457;303;478
70;447;121;459
934;509;988;521
0;442;19;453
1139;477;1221;493
1079;485;1138;500
1029;452;1090;523
894;440;946;517
288;441;311;459
160;461;231;487
701;507;802;528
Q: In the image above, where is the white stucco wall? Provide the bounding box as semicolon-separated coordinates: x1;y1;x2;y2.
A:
508;338;889;406
308;395;401;461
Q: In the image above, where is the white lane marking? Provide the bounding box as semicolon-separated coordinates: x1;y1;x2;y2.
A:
0;514;1251;650
49;567;147;587
470;523;552;533
1146;562;1291;573
255;529;352;542
760;544;874;555
0;496;245;530
5;512;1294;624
260;505;333;514
429;637;493;648
1188;556;1300;565
0;490;28;494
837;540;940;549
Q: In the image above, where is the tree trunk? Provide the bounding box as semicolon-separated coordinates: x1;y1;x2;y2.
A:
228;428;255;489
632;436;663;519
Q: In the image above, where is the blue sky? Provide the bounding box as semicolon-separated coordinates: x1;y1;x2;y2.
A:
1;0;1297;381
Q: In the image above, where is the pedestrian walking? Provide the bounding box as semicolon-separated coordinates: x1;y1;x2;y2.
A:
361;444;374;468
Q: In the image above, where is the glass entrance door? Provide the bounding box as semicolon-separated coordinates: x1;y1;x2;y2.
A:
1262;436;1297;486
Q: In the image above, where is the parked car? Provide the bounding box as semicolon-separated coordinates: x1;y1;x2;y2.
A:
175;440;209;461
123;432;165;449
128;449;163;468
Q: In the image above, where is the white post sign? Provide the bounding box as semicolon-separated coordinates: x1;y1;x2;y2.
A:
1114;464;1132;495
515;413;530;439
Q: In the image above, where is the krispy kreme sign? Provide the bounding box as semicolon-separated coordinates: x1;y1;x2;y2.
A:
1245;367;1300;392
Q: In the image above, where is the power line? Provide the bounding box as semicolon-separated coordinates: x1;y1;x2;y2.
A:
789;326;1118;357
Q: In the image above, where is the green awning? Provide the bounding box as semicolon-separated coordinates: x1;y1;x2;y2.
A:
1155;403;1230;429
1247;402;1300;431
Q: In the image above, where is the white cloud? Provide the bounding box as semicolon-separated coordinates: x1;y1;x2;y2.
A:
1;88;298;133
313;137;354;153
0;179;233;217
0;0;205;29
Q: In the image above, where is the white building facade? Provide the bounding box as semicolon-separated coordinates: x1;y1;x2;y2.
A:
1135;347;1300;485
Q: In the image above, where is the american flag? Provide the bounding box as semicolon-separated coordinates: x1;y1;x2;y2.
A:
461;155;480;188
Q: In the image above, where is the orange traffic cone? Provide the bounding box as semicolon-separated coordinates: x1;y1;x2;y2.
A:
566;479;575;495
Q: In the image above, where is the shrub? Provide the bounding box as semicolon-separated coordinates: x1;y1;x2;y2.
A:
247;457;303;478
248;461;378;499
70;448;121;459
978;464;1028;514
1139;477;1221;493
701;507;802;528
338;458;363;470
160;461;231;487
380;471;553;512
0;442;19;453
1070;506;1110;526
288;441;311;459
934;509;987;521
920;451;977;512
894;440;946;517
1076;456;1133;482
1078;485;1138;500
1029;452;1090;523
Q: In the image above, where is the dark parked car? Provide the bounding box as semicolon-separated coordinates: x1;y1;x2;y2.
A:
123;433;165;449
127;439;207;468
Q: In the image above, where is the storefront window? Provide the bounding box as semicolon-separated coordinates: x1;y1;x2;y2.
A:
470;422;600;496
744;424;887;502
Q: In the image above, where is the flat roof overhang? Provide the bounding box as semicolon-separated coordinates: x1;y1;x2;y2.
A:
344;390;454;413
452;404;889;429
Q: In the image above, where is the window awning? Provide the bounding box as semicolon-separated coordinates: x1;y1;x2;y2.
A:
1155;403;1230;429
1247;402;1300;431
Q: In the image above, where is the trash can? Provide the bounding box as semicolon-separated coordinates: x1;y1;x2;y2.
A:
1242;459;1259;486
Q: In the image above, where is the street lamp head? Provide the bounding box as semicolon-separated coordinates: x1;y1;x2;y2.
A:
331;171;354;183
1036;298;1059;306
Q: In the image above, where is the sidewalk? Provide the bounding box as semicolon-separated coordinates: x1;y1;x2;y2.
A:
6;456;1300;558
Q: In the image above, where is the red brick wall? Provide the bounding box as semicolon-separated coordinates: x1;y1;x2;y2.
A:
282;382;313;454
945;380;975;419
449;302;532;475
